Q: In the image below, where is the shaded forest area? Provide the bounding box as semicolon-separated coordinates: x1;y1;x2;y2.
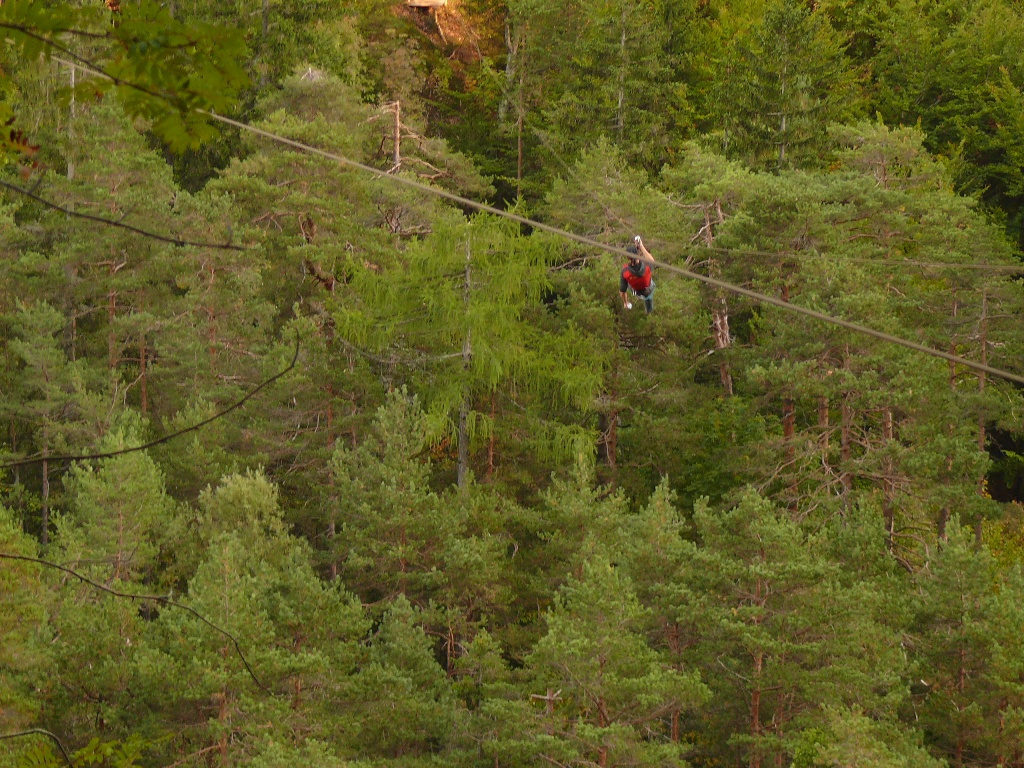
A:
2;1;1024;767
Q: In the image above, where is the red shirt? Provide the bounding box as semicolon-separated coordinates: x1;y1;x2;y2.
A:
621;262;652;293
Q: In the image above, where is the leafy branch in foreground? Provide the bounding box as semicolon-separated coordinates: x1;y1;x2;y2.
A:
0;0;248;154
0;729;73;768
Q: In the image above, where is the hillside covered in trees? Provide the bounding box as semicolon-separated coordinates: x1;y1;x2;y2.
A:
2;1;1024;767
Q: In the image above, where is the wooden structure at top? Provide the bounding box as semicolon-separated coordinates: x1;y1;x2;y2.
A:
406;0;446;7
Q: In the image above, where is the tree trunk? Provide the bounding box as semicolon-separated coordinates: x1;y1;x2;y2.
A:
500;22;518;123
598;361;619;484
703;202;733;394
393;100;401;170
840;345;853;497
750;575;765;768
327;394;338;580
782;397;795;461
955;645;967;768
260;0;270;88
218;687;229;766
818;396;830;480
207;263;217;371
976;289;988;547
66;264;79;361
41;448;49;547
516;75;524;198
108;279;117;370
68;64;75;181
458;238;472;488
115;500;126;581
9;422;18;490
139;336;148;416
486;392;496;483
777;63;787;170
882;407;895;551
615;9;626;139
751;649;763;768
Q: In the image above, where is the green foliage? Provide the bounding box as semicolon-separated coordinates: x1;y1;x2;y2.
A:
867;0;1024;246
58;416;174;583
672;490;909;767
527;556;709;768
351;595;461;757
0;0;247;153
2;2;1024;767
0;505;51;731
329;390;453;604
14;735;147;768
712;0;864;170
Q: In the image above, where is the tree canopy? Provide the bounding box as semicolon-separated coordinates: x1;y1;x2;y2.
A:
2;1;1024;767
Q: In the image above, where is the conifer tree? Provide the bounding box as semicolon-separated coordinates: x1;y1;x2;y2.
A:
58;417;174;584
526;555;709;768
2;301;108;544
714;0;863;170
336;213;600;486
329;390;454;605
0;504;52;737
869;0;1024;247
350;595;462;759
911;521;1024;766
678;491;907;768
133;471;367;767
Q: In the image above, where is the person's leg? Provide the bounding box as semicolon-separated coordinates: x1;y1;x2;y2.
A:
643;283;654;314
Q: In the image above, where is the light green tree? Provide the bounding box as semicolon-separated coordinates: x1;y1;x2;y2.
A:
526;555;709;767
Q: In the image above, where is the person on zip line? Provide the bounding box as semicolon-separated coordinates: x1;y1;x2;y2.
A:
620;235;655;314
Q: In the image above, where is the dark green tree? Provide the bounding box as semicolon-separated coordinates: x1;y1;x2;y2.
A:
713;0;863;171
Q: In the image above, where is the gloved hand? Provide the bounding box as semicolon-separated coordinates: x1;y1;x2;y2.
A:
634;235;642;245
625;302;633;310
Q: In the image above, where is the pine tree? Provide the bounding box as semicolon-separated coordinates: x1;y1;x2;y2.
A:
713;0;863;171
58;416;175;584
678;490;907;768
869;0;1024;247
525;555;709;768
132;471;367;766
2;301;108;545
349;595;462;759
0;503;52;736
910;521;1024;766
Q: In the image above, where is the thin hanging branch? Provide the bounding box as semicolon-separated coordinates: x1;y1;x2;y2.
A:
0;729;73;768
0;180;245;251
0;553;274;695
1;334;300;470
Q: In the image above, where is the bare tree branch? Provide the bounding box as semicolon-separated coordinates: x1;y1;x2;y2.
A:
0;729;73;768
1;334;300;470
0;553;274;695
0;179;245;251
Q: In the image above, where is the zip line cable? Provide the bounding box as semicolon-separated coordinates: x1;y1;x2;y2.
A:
530;124;1023;273
681;241;1024;273
40;55;1024;385
202;111;1024;387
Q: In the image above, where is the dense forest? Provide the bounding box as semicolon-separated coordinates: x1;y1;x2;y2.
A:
2;0;1024;766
